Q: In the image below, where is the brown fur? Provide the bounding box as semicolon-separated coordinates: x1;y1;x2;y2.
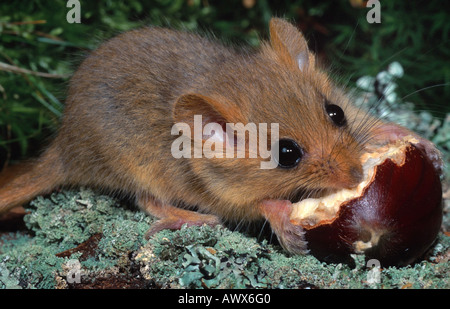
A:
1;18;431;253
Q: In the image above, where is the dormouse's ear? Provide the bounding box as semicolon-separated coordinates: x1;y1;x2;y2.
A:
174;94;228;128
173;93;242;142
269;18;315;71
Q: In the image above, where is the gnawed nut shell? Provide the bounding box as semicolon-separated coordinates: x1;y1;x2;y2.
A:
290;136;443;266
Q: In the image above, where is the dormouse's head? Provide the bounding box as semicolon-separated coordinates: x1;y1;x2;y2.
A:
172;18;375;219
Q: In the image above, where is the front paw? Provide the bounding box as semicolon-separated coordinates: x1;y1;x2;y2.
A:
259;200;308;255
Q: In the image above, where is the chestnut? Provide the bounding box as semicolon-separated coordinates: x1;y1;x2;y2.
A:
290;136;443;267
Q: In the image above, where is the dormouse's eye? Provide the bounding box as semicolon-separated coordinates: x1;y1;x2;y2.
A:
326;104;346;127
276;139;303;169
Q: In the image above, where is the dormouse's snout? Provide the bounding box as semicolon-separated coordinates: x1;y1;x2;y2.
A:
317;151;363;189
305;145;364;191
342;161;364;189
349;165;364;185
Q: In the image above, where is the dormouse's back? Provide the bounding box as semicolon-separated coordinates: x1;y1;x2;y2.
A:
66;27;241;110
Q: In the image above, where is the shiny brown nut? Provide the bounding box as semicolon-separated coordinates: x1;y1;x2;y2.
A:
290;136;443;266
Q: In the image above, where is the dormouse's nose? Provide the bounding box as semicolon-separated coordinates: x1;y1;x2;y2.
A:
309;147;364;190
328;160;363;190
348;165;364;187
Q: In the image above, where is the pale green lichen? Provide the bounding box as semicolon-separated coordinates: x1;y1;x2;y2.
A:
0;234;66;289
0;188;152;288
0;187;448;289
135;224;449;289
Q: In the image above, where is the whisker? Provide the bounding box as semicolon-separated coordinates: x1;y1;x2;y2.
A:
401;83;450;101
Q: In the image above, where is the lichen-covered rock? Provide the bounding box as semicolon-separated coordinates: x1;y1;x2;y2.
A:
0;188;449;289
